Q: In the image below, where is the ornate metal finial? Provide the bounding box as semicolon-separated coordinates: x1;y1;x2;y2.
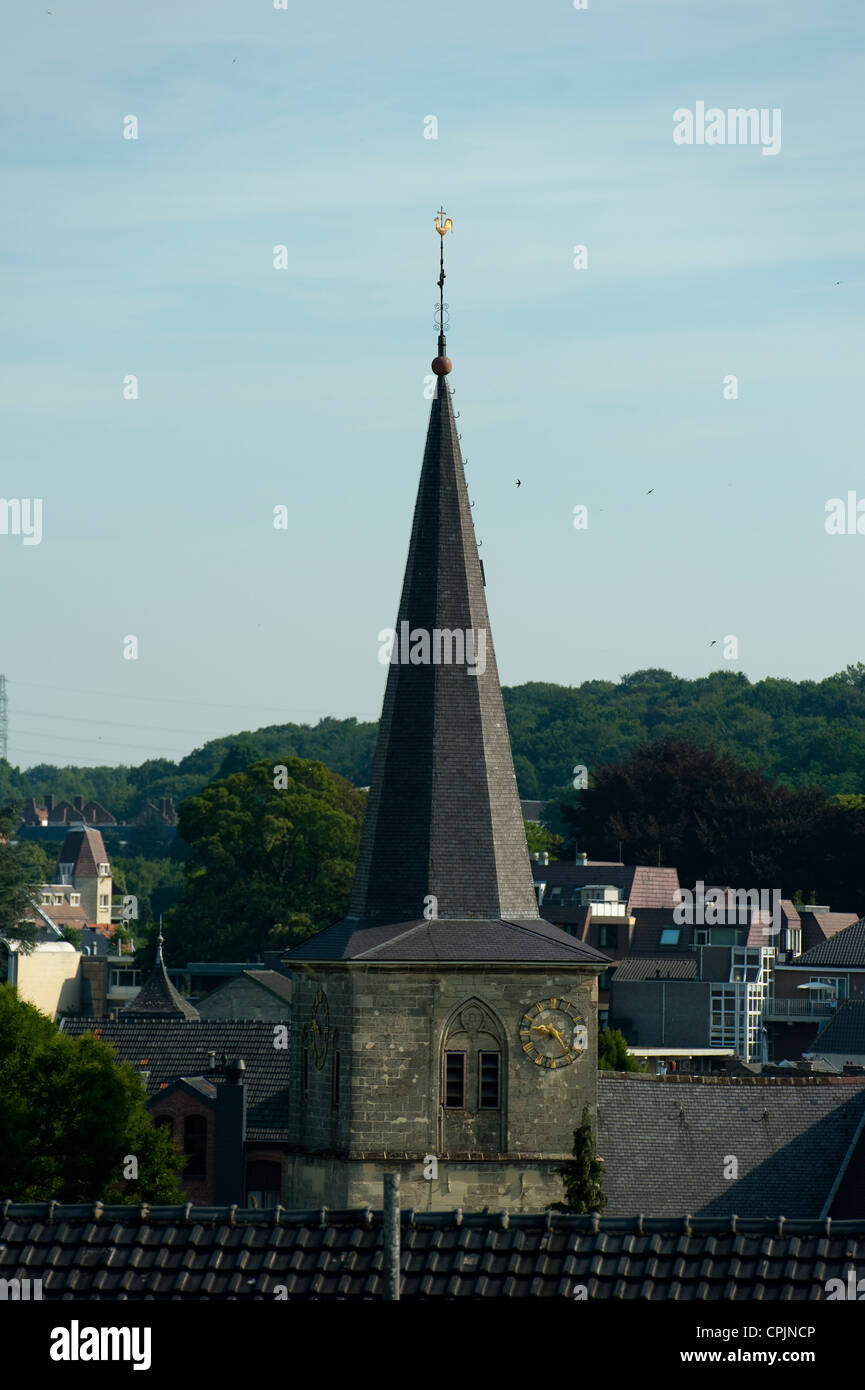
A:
431;207;453;377
156;917;164;965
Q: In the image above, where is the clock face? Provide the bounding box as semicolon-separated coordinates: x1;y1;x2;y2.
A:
520;997;587;1069
310;987;330;1069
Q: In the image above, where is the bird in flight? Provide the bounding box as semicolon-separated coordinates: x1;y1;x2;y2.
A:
647;488;654;494
515;479;521;487
709;640;717;647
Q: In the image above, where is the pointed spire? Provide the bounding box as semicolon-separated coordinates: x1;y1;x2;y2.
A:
288;216;606;964
122;927;199;1020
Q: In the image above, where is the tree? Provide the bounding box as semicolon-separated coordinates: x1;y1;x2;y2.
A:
163;757;366;962
0;985;185;1202
548;1104;607;1213
524;820;564;859
0;803;45;951
598;1027;643;1072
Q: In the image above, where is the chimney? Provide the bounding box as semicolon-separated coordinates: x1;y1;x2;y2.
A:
531;852;540;862
45;795;54;812
214;1060;247;1204
576;850;588;866
73;796;84;812
539;852;549;866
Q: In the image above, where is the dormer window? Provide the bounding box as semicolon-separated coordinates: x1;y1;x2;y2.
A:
659;927;681;946
70;893;80;906
58;863;73;882
98;863;110;876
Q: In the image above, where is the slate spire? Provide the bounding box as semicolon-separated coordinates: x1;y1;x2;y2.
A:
121;929;200;1020
345;213;540;927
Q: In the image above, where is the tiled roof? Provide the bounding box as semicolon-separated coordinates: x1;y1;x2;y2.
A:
611;955;698;982
797;920;865;966
628;908;688;952
809;1001;865;1057
597;1073;865;1218
287;916;609;964
55;826;108;878
801;912;860;951
532;862;680;911
3;1203;865;1299
59;1020;290;1141
243;970;293;1004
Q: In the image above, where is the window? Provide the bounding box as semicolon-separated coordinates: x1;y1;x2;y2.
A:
301;1048;309;1100
183;1115;207;1180
331;1050;340;1109
478;1052;501;1109
99;895;109;908
546;886;563;904
41;893;51;904
58;863;73;881
70;893;80;906
110;969;142;989
598;970;614;990
444;1051;465;1108
659;927;681;946
98;863;110;875
53;895;63;905
695;929;709;946
598;924;617;948
246;1160;282;1209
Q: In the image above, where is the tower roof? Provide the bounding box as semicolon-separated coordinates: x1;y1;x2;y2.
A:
289;221;604;967
121;934;199;1020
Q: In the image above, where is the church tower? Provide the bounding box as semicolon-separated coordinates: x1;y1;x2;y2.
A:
285;214;607;1210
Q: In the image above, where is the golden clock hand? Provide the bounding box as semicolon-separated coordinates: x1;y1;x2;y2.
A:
548;1025;569;1052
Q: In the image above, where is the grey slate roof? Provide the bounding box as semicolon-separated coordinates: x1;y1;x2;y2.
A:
597;1073;865;1218
60;1020;289;1141
122;948;200;1020
288;915;609;964
4;1202;865;1299
797;920;865;967
347;369;539;929
809;1001;865;1057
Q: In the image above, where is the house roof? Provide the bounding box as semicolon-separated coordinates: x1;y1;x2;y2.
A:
243;970;293;1004
808;1001;865;1058
59;1019;290;1141
3;1202;865;1299
533;862;680;911
797;920;865;968
55;826;108;878
287;916;609;965
801;912;860;951
611;955;698;982
597;1073;865;1218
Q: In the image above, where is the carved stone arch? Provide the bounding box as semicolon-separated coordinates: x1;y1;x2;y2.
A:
438;997;507;1154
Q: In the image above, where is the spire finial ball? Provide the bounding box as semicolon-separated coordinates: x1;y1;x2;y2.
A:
431;356;452;375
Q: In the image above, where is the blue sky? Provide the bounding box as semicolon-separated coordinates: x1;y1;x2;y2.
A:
2;0;863;768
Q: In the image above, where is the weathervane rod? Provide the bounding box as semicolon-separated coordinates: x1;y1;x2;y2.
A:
432;207;453;376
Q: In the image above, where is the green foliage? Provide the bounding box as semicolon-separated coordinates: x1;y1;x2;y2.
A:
0;803;43;950
524;821;564;859
0;986;185;1202
162;757;367;962
598;1027;643;1072
549;1104;607;1214
556;737;865;915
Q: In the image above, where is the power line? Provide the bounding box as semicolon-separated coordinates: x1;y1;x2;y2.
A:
14;707;230;738
8;677;293;716
12;727;206;755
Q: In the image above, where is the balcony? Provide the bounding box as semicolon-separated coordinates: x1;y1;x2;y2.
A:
763;997;838;1020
